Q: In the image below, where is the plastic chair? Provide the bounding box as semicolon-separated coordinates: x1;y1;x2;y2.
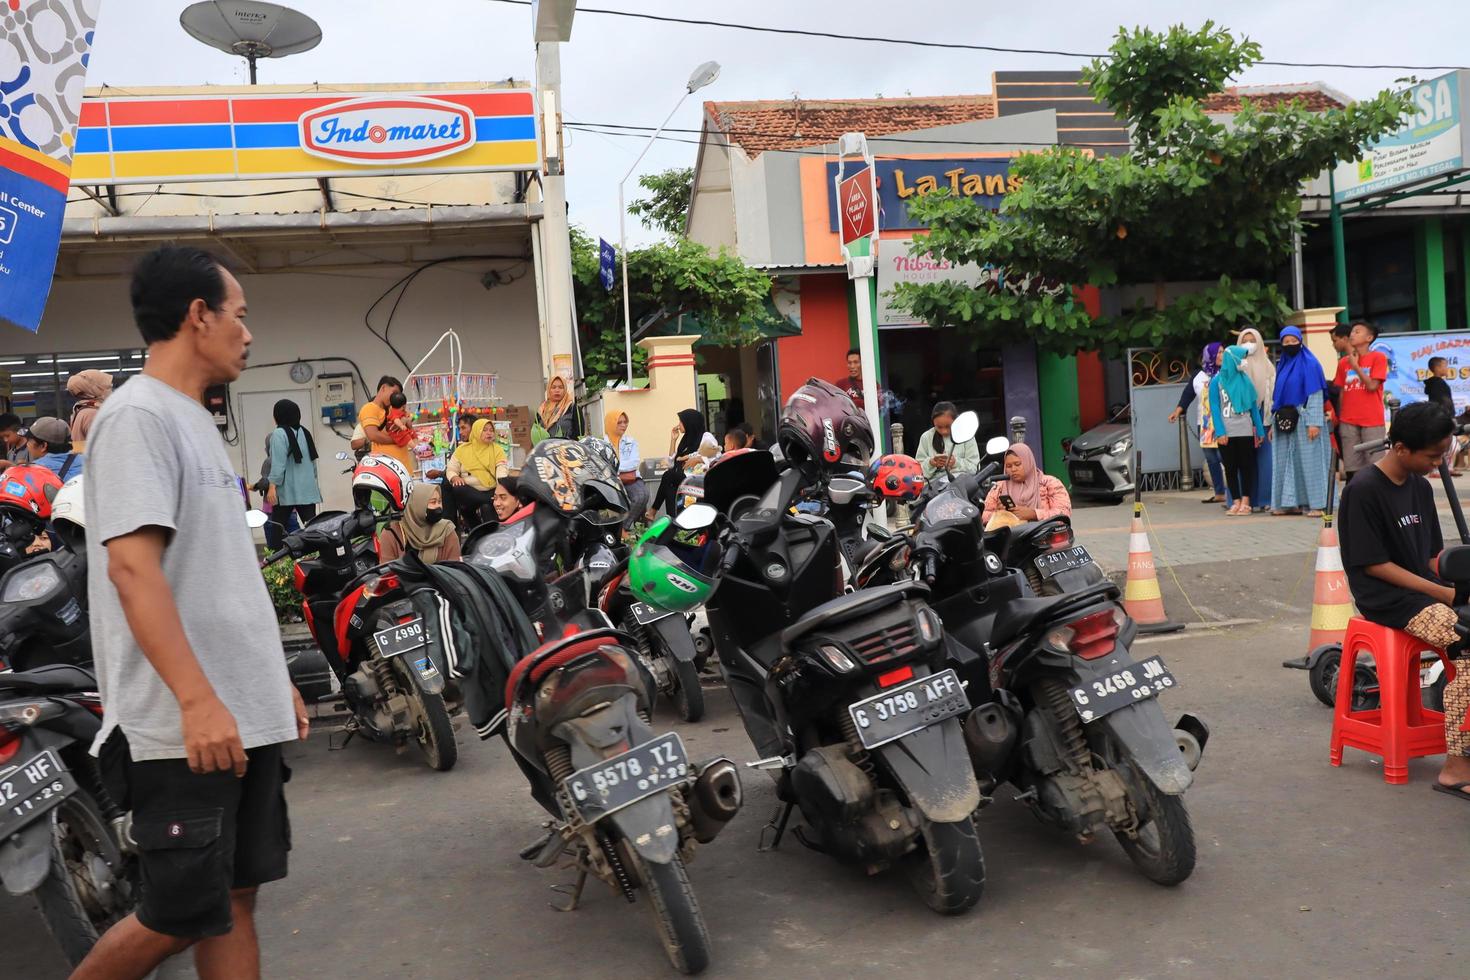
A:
1330;617;1450;784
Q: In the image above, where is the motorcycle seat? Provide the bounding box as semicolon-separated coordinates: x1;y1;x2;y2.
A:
0;663;97;693
503;627;628;711
988;582;1120;648
781;581;930;646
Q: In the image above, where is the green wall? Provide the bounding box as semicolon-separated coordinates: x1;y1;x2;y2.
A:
1037;351;1080;482
1415;216;1446;330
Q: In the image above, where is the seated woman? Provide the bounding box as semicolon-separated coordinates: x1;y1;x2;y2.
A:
981;442;1072;525
445;418;508;526
378;483;461;564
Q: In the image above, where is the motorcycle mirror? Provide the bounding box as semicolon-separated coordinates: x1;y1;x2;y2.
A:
674;503;719;531
951;411;980;444
244;509;269;529
985;435;1011;456
335;451;352;461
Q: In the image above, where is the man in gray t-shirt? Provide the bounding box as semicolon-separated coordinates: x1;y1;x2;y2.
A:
73;246;307;980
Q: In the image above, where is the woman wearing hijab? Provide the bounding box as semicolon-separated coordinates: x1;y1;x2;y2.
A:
65;369;113;446
649;408;705;519
378;482;462;564
266;398;322;538
1270;326;1331;516
445;418;508;526
606;409;647;529
1237;327;1277;511
980;442;1071;525
1196;343;1230;506
1209;345;1268;516
537;375;580;440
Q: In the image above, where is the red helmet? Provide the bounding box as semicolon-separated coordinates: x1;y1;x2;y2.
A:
868;454;925;501
351;455;412;512
778;378;874;471
0;465;63;520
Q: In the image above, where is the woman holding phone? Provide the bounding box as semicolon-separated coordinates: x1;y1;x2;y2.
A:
981;442;1072;525
916;401;980;479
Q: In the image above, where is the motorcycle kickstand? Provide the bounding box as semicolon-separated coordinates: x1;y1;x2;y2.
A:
327;720;358;752
549;867;588;912
757;801;793;852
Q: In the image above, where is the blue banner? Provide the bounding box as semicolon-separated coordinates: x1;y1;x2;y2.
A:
1373;330;1470;414
0;0;102;334
598;237;616;291
825;157;1016;231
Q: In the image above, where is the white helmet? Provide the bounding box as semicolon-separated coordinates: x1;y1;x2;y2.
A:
51;475;86;548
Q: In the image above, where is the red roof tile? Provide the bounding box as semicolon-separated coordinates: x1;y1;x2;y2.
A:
1201;85;1346;113
705;95;995;158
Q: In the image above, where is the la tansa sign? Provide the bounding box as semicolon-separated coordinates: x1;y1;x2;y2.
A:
825;157;1022;231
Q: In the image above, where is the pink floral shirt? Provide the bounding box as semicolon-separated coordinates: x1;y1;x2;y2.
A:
982;475;1072;524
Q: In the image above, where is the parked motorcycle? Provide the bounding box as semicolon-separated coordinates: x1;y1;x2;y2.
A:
0;664;140;967
0;474;91;674
696;450;986;914
466;438;740;974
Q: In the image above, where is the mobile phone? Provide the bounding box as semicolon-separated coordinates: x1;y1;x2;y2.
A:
1000;494;1015;509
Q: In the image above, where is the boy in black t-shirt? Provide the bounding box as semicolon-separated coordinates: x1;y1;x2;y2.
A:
1338;402;1470;800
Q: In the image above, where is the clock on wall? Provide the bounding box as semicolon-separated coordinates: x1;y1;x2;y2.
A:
289;361;314;384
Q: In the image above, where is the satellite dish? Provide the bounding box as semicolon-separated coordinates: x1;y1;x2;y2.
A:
180;1;322;84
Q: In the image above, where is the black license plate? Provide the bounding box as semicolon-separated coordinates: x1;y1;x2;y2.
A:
1069;656;1178;723
563;732;689;822
1069;465;1094;485
848;668;970;750
0;750;78;840
1035;545;1094;578
373;618;426;659
629;601;674;626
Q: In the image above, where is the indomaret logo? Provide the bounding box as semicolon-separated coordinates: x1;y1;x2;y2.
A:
300;97;476;164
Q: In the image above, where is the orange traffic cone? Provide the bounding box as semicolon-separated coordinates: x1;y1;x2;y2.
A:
1124;503;1182;634
1307;516;1353;653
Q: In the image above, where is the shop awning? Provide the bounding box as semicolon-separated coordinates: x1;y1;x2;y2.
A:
633;298;800;347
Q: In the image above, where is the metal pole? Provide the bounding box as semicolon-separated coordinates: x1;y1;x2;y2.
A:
1177;417;1194;491
620;93;690;384
1291;227;1305;310
1329;171;1349;326
247;54;257;85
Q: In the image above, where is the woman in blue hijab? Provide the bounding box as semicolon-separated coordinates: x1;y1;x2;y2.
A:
1209;345;1267;516
1269;326;1330;515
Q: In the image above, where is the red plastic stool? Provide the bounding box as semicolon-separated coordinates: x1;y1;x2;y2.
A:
1330;618;1449;784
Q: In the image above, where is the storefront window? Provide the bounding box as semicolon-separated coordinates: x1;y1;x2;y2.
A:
0;349;146;419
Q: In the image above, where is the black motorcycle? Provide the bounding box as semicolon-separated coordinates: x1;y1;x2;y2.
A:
697;452;986;914
465;438;741;974
0;540;91;674
910;470;1207;885
0;665;140;967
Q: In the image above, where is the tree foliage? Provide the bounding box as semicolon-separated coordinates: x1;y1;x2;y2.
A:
893;21;1414;356
627;167;695;238
572;227;773;390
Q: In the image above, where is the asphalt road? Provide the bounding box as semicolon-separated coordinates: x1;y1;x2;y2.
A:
5;552;1463;979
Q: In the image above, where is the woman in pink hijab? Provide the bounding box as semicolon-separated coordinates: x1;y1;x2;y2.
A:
65;369;113;444
981;442;1072;524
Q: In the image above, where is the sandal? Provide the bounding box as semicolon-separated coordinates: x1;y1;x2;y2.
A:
1432;781;1470;802
1304;510;1323;518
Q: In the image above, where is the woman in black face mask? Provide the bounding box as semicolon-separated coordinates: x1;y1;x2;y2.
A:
377;482;462;563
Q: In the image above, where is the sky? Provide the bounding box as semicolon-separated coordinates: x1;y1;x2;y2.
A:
84;0;1469;247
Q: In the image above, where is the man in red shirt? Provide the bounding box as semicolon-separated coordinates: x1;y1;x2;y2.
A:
834;348;864;409
1334;319;1389;481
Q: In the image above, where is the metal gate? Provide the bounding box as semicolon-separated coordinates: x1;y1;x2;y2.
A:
1127;348;1205;492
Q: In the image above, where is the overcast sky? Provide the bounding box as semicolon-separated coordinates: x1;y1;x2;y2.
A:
86;1;1466;247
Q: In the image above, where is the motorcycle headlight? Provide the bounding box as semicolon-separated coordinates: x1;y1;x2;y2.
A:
1108;437;1133;456
2;562;63;603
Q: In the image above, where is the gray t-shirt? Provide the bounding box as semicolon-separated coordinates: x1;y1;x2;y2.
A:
85;374;296;760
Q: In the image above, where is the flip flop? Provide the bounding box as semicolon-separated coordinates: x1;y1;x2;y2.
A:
1432;781;1470;802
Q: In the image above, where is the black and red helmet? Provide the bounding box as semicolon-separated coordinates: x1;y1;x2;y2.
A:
868;454;926;501
778;378;874;471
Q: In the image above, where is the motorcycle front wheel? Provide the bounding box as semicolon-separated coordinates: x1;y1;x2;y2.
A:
396;661;458;772
905;816;986;915
628;850;711;975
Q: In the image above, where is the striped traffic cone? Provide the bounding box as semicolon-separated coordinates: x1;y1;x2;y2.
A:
1124;503;1183;634
1307;516;1353;652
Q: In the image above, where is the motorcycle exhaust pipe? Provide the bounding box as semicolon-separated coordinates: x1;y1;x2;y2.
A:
688;757;743;843
962;703;1018;793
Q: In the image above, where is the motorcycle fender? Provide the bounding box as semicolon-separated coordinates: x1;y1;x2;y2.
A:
1096;698;1193;795
557;703;677;864
871;718;981;824
646;614;699;663
0;816;55;896
607;792;681;865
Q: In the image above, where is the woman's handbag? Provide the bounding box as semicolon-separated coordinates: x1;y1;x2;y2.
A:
1275;405;1300;434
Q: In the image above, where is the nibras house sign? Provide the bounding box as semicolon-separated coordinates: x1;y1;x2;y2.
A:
300;98;476;164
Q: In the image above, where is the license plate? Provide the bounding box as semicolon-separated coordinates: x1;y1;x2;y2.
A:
562;732;689;823
1069;656;1177;723
1069;465;1094;485
629;601;674;626
374;618;426;659
847;668;971;750
0;750;78;841
1035;545;1093;578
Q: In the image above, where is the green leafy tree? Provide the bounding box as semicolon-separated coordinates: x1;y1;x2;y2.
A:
894;21;1414;355
627;166;695;238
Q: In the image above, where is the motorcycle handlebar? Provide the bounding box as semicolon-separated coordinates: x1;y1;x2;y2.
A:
1353;438;1389;453
261;547;290;567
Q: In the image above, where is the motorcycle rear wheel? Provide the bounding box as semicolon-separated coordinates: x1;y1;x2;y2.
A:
1114;776;1196;886
671;657;705;723
628;850;711;975
397;661;458;772
34;789;133;967
905;816;986;915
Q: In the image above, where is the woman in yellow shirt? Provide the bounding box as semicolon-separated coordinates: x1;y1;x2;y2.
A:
445;418;508;526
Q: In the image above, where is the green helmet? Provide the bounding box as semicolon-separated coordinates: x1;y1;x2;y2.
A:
628;515;721;612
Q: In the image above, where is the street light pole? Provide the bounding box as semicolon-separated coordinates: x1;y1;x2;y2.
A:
619;62;720;385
